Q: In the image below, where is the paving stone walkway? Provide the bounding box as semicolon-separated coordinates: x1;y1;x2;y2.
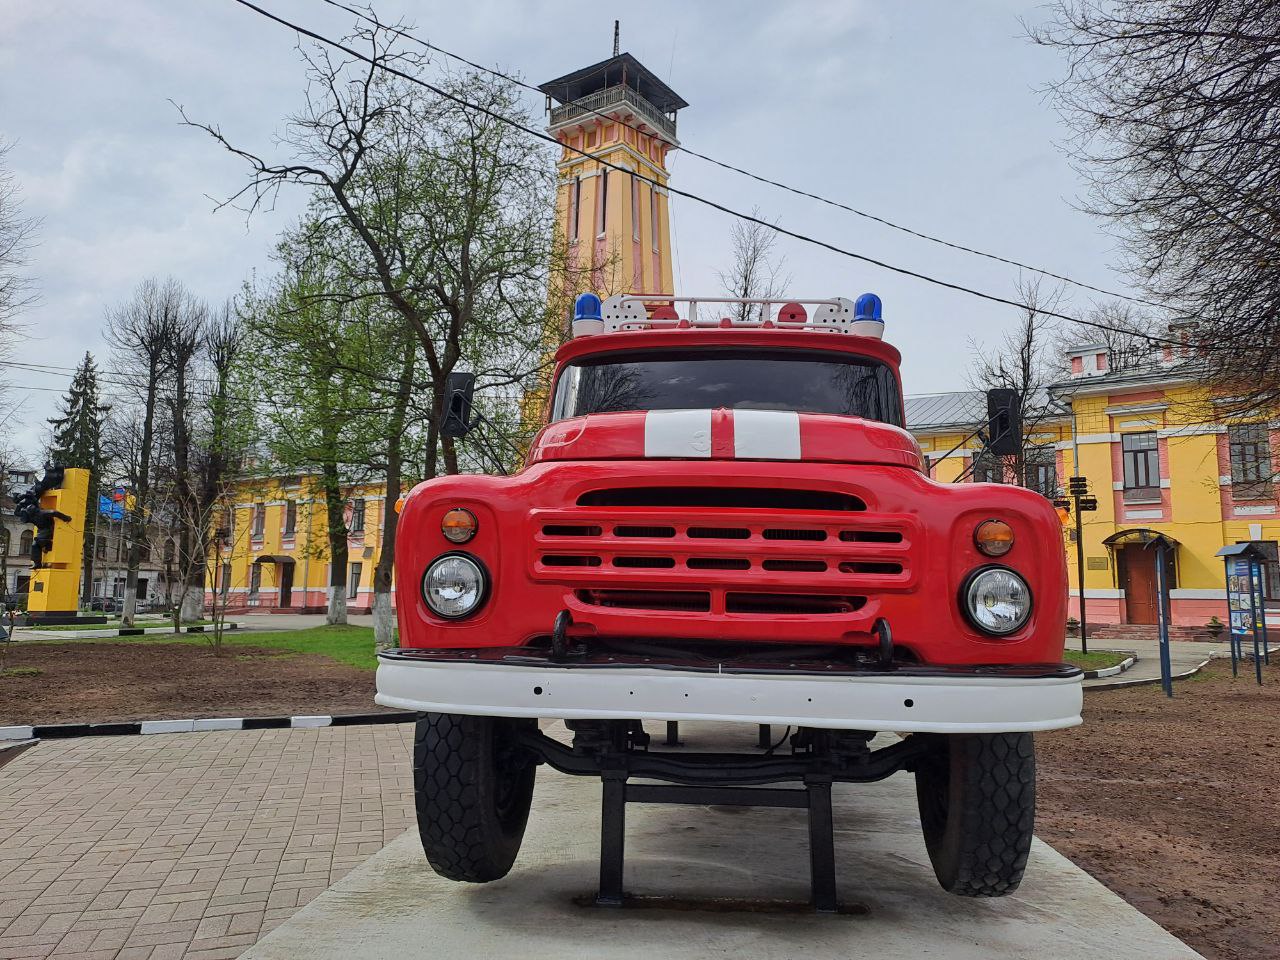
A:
0;726;414;960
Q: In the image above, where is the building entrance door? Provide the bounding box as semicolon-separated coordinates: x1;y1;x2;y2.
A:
279;564;294;608
1121;546;1158;624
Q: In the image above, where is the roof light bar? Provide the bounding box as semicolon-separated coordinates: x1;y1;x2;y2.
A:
573;294;886;338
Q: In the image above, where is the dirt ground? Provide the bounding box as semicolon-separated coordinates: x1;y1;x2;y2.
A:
1037;658;1280;960
0;641;391;724
3;641;1277;957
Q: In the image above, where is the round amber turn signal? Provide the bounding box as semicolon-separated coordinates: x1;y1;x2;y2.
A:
974;519;1014;557
441;508;478;544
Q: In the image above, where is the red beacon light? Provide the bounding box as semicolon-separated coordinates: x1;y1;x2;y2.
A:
576;293;887;338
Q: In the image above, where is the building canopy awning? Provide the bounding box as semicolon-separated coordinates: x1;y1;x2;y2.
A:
1215;542;1269;561
252;554;296;565
1103;528;1179;550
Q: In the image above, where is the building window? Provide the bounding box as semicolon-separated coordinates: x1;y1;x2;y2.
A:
569;176;580;243
597;170;608;235
971;449;1004;484
284;500;297;537
631;175;640;241
163;539;175;565
1253;541;1280;606
220;562;232;596
348;562;362;600
650;188;660;252
1121;432;1160;501
1229;423;1272;499
0;529;8;557
1024;446;1057;498
95;535;107;559
350;498;366;534
19;529;32;558
248;564;261;598
251;503;266;538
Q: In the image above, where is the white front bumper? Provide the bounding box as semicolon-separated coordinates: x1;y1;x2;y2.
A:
375;656;1083;733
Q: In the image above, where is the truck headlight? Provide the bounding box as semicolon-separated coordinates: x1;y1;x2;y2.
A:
422;553;487;620
962;567;1031;636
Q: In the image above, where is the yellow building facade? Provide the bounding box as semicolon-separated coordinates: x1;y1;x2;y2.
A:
209;473;391;614
910;343;1280;630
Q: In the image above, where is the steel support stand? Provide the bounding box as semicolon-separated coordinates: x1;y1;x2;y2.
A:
805;776;837;912
592;774;840;912
596;771;628;907
758;724;771;749
664;721;681;746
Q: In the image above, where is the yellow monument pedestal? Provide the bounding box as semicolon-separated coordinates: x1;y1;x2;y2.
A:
26;466;90;623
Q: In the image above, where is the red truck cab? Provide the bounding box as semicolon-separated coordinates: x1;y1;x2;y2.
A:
379;293;1081;905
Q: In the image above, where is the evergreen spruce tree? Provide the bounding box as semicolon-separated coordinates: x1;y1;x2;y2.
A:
47;352;111;603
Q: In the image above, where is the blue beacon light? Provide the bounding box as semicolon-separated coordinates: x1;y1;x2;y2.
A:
571;292;605;336
574;292;602;321
854;293;883;323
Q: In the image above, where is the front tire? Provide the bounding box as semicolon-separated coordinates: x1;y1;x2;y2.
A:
413;713;537;882
914;732;1036;897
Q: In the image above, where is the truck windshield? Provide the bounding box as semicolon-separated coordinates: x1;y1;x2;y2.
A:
551;349;903;426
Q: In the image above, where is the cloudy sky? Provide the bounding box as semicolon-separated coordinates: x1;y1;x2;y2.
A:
0;0;1134;460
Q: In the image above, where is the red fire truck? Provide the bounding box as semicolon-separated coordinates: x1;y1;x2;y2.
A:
377;293;1082;908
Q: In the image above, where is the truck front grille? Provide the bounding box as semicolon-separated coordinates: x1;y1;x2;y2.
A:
531;489;917;618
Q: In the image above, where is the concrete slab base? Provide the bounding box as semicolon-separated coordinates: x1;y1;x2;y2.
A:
244;726;1201;960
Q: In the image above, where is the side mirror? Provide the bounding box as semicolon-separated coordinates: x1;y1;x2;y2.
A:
440;372;478;439
985;388;1022;456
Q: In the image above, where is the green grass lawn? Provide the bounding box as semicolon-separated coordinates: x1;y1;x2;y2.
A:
27;622;383;670
1063;649;1131;670
201;625;380;670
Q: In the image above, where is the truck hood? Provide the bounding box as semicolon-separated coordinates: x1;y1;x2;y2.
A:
528;409;924;469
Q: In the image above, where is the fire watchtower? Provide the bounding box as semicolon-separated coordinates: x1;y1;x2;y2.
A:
539;49;688;299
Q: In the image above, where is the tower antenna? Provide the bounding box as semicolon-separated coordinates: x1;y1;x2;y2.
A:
613;20;620;56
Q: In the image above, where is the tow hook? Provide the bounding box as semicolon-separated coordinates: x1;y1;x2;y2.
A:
550;609;577;661
873;618;895;669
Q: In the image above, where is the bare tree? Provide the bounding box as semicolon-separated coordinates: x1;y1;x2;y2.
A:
107;278;180;626
179;21;553;479
165;299;207;623
0;139;36;421
969;278;1064;492
717;209;790;323
1062;301;1156;375
1031;1;1280;413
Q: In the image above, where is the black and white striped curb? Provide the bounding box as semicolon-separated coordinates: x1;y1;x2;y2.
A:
0;711;416;741
1081;654;1137;680
18;622;243;639
1088;656;1214;690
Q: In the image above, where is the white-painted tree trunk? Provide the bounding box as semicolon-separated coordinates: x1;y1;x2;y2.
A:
326;585;347;625
180;585;204;623
121;587;138;627
373;591;396;652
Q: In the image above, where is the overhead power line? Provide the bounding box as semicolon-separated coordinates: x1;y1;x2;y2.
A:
317;0;1162;311
224;0;1210;351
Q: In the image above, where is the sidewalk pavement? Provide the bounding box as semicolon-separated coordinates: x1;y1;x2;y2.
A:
1068;635;1225;688
0;726;414;960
